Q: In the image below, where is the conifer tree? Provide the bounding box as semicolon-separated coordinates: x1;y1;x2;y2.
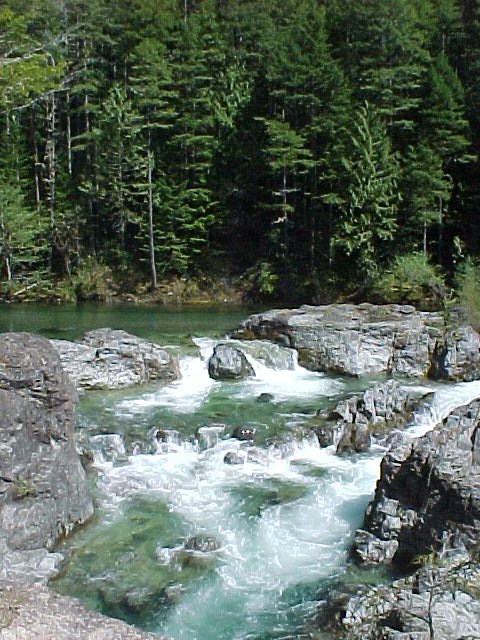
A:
331;103;401;281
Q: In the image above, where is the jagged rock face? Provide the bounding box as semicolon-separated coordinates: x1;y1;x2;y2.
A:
326;560;480;640
0;580;168;640
0;333;94;583
52;328;179;391
207;343;255;380
352;399;480;567
234;303;480;380
430;325;480;381
316;380;416;454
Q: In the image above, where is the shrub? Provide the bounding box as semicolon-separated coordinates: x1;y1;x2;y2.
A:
455;259;480;330
371;253;447;309
73;257;117;301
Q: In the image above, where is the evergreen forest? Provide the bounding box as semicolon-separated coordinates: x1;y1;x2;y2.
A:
1;0;480;305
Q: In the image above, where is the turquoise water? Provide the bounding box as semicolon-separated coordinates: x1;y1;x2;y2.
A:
0;302;253;343
3;304;478;640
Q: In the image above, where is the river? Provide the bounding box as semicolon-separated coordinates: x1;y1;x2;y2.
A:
2;303;480;639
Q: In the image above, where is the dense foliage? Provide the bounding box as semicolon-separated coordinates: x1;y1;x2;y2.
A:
0;0;479;303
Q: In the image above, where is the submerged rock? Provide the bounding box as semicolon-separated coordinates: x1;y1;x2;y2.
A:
0;332;93;584
52;328;179;391
223;446;268;465
234;303;480;380
196;423;226;450
183;535;220;553
232;425;256;441
207;343;255;380
256;392;274;403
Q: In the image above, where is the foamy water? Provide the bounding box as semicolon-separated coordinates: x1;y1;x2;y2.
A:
79;339;480;639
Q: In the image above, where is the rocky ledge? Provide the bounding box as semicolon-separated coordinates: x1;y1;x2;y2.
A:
0;332;93;583
324;559;480;639
322;398;480;639
233;303;480;379
0;580;167;640
353;398;480;567
0;333;167;639
52;328;179;391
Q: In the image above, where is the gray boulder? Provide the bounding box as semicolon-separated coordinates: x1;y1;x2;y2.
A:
234;303;480;380
52;328;179;391
315;380;416;454
0;333;94;583
208;343;255;381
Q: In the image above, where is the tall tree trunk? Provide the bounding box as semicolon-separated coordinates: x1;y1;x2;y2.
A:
66;89;72;175
32;112;41;213
45;93;57;271
147;147;157;289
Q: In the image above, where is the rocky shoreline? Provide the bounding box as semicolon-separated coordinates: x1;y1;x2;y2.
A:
0;332;168;639
320;397;480;639
1;304;480;639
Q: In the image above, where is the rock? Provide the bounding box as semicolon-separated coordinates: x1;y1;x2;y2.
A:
223;446;268;465
234;303;480;380
89;433;127;465
315;381;416;454
196;423;226;450
207;343;255;380
0;333;93;584
183;535;220;553
325;560;480;640
224;451;246;465
352;398;480;567
232;425;256;441
0;579;168;639
52;328;179;391
430;325;480;381
256;392;274;403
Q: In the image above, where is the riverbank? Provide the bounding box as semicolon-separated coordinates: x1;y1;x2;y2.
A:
1;303;480;639
0;271;257;307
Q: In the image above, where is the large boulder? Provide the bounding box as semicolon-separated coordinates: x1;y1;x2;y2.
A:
352;398;480;567
233;303;480;380
0;580;168;640
52;328;179;391
208;343;255;380
0;333;94;583
315;380;417;454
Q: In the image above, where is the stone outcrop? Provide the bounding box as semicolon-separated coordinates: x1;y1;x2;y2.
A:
52;328;179;391
319;397;480;640
0;580;168;640
315;380;416;454
233;303;480;380
207;342;255;380
0;333;94;583
352;398;480;568
0;334;169;639
429;324;480;381
324;559;480;640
